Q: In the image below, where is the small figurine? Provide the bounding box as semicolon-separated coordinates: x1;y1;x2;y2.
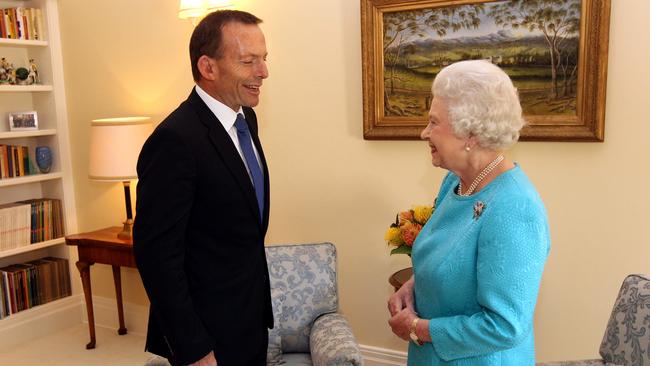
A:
0;57;15;84
28;58;39;84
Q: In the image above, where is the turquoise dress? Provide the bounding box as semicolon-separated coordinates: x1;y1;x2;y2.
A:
409;165;550;366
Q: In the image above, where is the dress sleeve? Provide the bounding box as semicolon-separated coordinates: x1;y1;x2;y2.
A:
427;197;550;361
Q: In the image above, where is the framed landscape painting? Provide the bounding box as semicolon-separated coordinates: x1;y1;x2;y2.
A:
361;0;611;141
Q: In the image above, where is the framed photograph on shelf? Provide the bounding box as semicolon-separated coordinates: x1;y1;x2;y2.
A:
361;0;611;141
8;111;38;131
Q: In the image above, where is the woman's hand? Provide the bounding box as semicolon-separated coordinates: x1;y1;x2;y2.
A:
188;351;217;366
388;276;415;316
388;307;418;341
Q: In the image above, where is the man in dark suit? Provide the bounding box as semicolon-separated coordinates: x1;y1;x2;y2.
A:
133;10;272;366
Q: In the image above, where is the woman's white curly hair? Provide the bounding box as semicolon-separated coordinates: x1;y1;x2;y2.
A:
432;60;526;150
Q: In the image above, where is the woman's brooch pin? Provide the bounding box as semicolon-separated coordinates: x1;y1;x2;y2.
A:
473;201;486;220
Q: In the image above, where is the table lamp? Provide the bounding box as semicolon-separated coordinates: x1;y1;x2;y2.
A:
88;117;153;240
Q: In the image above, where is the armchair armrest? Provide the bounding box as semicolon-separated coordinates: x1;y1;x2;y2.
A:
310;313;363;366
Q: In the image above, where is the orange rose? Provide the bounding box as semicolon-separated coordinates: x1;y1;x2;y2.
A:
400;221;422;246
398;210;414;225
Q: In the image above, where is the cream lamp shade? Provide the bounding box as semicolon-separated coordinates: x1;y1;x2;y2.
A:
88;117;152;181
178;0;233;22
88;117;152;240
178;0;207;19
205;0;234;12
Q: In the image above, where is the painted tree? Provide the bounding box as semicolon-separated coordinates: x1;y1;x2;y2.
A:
383;5;484;114
487;0;581;98
559;38;579;97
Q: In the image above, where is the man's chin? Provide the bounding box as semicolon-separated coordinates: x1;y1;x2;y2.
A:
243;99;260;108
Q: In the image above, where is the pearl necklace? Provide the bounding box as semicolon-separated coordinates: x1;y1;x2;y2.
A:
458;155;504;196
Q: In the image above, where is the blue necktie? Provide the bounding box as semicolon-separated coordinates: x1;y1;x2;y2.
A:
235;113;264;219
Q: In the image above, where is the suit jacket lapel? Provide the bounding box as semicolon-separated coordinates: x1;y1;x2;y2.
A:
187;89;263;227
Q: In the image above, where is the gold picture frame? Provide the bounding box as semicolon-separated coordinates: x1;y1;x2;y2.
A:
361;0;611;141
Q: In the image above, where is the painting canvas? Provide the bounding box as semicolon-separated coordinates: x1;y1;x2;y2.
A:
362;0;611;141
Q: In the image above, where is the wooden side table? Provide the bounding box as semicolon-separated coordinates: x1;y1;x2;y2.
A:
389;267;413;291
65;226;136;349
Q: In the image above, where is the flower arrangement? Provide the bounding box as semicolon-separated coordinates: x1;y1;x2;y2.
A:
384;205;434;256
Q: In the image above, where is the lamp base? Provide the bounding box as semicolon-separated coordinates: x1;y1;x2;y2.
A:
117;218;133;240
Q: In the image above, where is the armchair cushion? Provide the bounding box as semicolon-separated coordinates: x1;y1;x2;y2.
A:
599;274;650;365
282;354;313;366
310;313;363;366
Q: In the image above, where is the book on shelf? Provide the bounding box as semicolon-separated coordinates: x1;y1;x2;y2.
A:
0;256;71;319
0;198;63;252
0;7;44;41
0;8;6;39
0;202;30;251
0;144;34;179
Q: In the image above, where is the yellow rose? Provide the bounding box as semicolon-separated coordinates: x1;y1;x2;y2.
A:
413;205;433;225
384;227;404;246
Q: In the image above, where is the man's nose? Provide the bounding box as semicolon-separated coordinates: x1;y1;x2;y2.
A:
257;61;268;79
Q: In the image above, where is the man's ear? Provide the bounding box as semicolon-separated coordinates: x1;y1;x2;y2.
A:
197;55;218;81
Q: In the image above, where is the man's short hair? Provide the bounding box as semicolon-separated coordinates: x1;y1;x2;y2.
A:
189;10;262;82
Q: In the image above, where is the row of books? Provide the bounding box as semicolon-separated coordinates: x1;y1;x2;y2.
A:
0;199;64;252
0;256;70;319
0;7;44;41
0;144;36;179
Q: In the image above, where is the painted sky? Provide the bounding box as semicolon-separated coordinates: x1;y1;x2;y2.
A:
392;0;580;43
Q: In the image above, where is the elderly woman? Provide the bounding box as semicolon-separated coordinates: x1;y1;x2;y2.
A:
388;60;550;365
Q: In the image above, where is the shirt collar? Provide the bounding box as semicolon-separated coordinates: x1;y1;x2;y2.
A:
195;84;243;131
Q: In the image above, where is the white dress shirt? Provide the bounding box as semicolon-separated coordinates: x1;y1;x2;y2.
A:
195;85;262;181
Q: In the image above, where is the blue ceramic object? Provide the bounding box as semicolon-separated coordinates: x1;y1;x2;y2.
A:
35;146;52;173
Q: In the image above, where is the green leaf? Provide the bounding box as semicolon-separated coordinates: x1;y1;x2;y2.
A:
390;245;412;256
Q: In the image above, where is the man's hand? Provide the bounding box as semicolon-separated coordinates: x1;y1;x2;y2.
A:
188;351;217;366
387;276;415;316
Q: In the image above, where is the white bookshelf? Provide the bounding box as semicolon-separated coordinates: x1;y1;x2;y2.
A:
0;0;79;331
0;128;56;139
0;84;53;91
0;171;62;187
0;237;65;259
0;37;47;47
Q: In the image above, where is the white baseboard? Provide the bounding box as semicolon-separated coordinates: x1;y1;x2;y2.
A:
0;294;83;352
360;345;407;366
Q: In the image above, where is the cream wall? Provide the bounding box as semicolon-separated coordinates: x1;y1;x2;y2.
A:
58;0;650;362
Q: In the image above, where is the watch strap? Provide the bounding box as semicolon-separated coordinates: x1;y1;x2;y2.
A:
409;317;423;346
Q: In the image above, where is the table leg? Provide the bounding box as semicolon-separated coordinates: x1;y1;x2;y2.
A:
112;265;128;335
76;261;96;349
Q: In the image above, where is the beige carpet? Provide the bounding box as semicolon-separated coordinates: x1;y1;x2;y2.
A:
0;323;154;365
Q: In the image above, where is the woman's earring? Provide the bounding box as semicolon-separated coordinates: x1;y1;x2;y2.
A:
465;146;470;151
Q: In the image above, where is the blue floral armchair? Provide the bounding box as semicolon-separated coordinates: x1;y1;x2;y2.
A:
265;242;362;366
537;274;650;366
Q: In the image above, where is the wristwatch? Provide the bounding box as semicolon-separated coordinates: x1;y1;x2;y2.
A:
409;317;424;346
